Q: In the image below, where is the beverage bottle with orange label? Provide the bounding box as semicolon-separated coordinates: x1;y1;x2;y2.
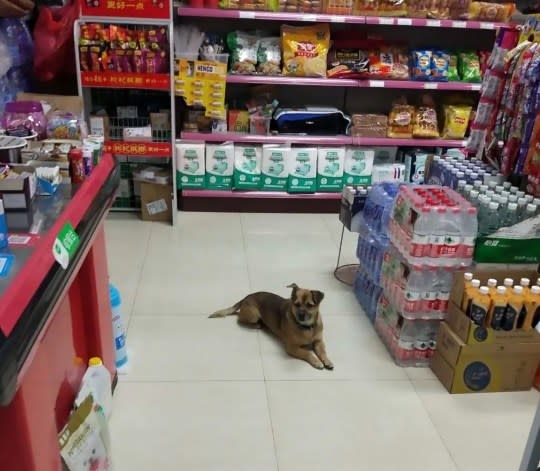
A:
502;286;525;331
487;286;508;330
462;279;481;315
487;278;498;296
526;286;540;331
469;286;491;326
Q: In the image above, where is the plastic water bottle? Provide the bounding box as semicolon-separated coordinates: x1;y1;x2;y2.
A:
503;202;519;228
75;357;113;419
460;207;478;261
482;201;500;235
110;284;128;368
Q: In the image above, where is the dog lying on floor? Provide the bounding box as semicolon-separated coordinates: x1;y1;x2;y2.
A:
210;283;333;370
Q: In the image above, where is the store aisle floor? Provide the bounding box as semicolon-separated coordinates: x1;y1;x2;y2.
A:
105;212;538;471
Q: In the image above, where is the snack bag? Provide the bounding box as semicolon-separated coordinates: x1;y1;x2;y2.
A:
257;37;281;75
431;50;449;82
427;0;450;18
458;51;481;83
449;0;470;19
407;0;429;17
448;53;459;81
282;24;330;77
468;1;514;21
410;50;432;80
388;103;414;138
442;104;472;139
413;106;440;138
227;31;259;75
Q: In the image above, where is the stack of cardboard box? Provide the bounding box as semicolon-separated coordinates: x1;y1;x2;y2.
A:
432;267;540;393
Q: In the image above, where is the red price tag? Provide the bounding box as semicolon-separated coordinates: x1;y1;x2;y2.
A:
80;0;170;19
104;142;171;157
80;72;170;90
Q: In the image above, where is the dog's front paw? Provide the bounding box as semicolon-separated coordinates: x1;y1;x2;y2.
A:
324;361;334;371
311;359;325;370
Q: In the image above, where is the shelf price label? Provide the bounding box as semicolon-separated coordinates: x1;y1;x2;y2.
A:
104;141;171;156
80;72;170;90
80;0;170;19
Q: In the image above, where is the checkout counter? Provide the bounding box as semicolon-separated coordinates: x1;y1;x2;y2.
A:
0;153;119;470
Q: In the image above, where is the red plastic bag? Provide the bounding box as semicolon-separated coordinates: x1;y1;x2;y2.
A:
33;1;79;82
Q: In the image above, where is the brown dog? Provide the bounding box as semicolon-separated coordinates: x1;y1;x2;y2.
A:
210;283;333;370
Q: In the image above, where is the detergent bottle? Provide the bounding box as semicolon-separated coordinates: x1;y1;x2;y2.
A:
502;286;525;331
487;286;508;330
469;286;491;326
75;357;113;419
462;279;481;316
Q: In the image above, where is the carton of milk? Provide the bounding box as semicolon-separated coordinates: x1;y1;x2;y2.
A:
234;145;262;190
205;142;234;190
317;146;345;192
176;141;205;189
288;147;317;193
343;147;374;186
261;145;289;191
371;163;406;183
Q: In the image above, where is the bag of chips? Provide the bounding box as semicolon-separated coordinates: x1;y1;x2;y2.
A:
257;37;281;75
458;51;481;83
431;50;449;82
442;104;472;139
468;1;514;21
227;31;259;75
410;50;432;80
448;53;459;81
282;24;330;77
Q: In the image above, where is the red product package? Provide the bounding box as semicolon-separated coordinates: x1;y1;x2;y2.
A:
368;44;409;79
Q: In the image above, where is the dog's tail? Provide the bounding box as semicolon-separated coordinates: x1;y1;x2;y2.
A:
209;300;242;318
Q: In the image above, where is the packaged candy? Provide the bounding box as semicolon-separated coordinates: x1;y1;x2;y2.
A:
459;51;481;83
410;50;432;80
257;37;281;75
448;53;459;81
47;111;88;140
282;24;330;77
413;106;439;138
431;50;449;82
468;1;514;22
227;31;259;75
388;102;414;138
442;104;472;139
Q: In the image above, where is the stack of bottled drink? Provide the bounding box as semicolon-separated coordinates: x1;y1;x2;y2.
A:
352;183;400;322
457;181;539;236
375;185;476;367
427;154;500;189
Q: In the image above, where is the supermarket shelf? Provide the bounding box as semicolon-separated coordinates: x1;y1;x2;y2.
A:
180;132;353;145
177;7;366;23
180;132;468;147
182;189;341;199
227;75;481;91
177;7;509;29
80;71;170;90
104;141;172;157
354;137;468;147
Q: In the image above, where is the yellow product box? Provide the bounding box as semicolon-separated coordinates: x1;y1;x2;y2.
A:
431;322;540;393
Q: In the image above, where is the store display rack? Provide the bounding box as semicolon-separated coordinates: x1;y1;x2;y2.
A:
176;5;503;211
75;2;177;222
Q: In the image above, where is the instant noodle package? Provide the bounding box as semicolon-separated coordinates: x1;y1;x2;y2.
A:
281;24;330;77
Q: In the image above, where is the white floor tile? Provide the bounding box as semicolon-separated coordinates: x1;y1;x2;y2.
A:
241;212;329;235
413;379;539;471
110;381;277;471
258;313;407;380
266;380;458;471
123;316;264;381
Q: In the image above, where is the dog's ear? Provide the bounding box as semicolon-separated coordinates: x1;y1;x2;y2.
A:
311;290;325;305
287;283;299;298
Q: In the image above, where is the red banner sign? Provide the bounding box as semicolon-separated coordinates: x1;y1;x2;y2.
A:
80;72;170;90
81;0;170;19
104;141;171;157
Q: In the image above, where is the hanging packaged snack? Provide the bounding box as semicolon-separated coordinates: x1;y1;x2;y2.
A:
388;100;414;138
442;104;472;139
458;51;482;83
413;106;439;138
227;31;260;75
431;50;450;82
281;24;330;77
257;37;281;75
410;50;432;81
468;2;515;22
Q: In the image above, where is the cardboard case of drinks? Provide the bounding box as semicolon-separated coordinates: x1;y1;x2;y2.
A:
431;267;540;394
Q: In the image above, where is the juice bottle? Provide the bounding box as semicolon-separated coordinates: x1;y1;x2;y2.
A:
520;277;531;296
487;286;508;330
526;286;540;330
462;279;480;315
503;278;514;290
487;278;498;296
469;286;491;326
502;286;525;331
460;272;474;309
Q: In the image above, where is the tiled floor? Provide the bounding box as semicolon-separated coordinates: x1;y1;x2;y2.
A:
105;212;538;471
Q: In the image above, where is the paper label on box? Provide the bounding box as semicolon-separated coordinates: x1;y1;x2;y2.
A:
146;198;168;216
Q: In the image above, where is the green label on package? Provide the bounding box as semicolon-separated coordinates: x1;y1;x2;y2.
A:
343;173;372;186
205;173;233;189
233;169;261;190
317;175;343;192
53;222;80;269
177;171;205;189
288;175;316;193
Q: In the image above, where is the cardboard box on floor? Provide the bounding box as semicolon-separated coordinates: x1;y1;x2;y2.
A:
432;322;540;393
140;182;172;222
17;93;83;115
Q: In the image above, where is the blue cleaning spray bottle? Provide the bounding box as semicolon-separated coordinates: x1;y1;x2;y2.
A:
0;199;8;249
